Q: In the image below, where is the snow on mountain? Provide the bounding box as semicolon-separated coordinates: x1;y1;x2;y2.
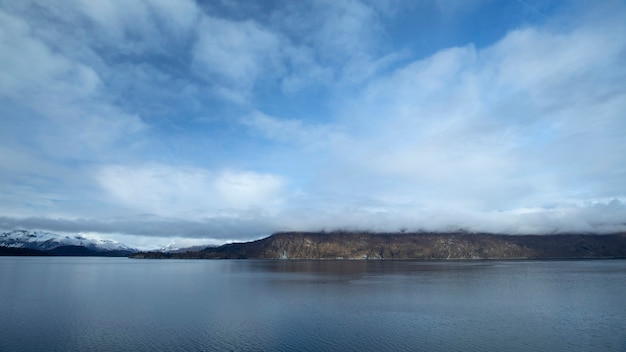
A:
158;243;180;252
0;229;137;252
158;243;214;253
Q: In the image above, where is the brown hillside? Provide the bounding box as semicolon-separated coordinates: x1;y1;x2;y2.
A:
132;231;626;260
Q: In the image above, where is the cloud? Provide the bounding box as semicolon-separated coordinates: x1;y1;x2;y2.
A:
0;8;146;160
324;7;626;213
0;7;149;223
192;16;284;102
190;0;401;102
0;215;276;247
0;10;100;100
274;198;626;235
96;164;286;219
241;110;344;149
60;0;200;54
2;197;625;248
277;0;401;86
307;0;383;59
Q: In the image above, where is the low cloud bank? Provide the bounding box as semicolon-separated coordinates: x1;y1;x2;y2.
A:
1;199;625;248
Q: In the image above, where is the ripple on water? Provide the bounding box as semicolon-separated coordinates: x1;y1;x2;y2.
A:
1;258;625;352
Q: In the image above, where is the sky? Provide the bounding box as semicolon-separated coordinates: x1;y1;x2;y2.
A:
1;0;625;249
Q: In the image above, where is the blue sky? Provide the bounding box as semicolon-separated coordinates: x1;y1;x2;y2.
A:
1;0;625;248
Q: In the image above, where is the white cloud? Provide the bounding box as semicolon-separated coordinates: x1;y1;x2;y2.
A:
303;5;626;226
0;215;276;245
276;0;399;87
96;164;286;219
0;10;100;100
485;26;626;110
241;110;344;149
310;0;383;59
190;0;400;100
272;197;626;235
192;16;283;97
140;0;201;37
0;9;146;159
214;171;285;211
69;0;200;53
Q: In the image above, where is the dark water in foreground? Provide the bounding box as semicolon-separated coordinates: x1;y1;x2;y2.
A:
1;258;625;352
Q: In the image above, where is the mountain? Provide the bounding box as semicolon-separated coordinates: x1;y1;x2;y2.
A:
0;230;137;256
158;243;215;253
131;231;626;260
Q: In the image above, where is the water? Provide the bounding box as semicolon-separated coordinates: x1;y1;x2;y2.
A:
1;258;625;352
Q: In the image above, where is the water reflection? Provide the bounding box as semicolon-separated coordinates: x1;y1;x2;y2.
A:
243;259;495;275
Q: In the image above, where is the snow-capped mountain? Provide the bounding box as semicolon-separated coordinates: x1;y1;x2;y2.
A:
158;243;214;253
0;229;137;253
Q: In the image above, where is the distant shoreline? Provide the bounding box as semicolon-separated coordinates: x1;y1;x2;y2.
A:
131;231;626;260
0;245;135;257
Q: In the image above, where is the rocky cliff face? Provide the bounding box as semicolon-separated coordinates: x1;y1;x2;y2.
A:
132;231;626;260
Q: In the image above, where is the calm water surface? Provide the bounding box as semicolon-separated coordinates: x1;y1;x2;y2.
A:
1;258;625;351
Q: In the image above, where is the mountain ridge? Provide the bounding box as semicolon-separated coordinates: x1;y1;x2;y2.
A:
0;229;137;257
131;231;626;260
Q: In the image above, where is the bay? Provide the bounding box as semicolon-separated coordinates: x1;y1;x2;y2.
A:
1;258;625;351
